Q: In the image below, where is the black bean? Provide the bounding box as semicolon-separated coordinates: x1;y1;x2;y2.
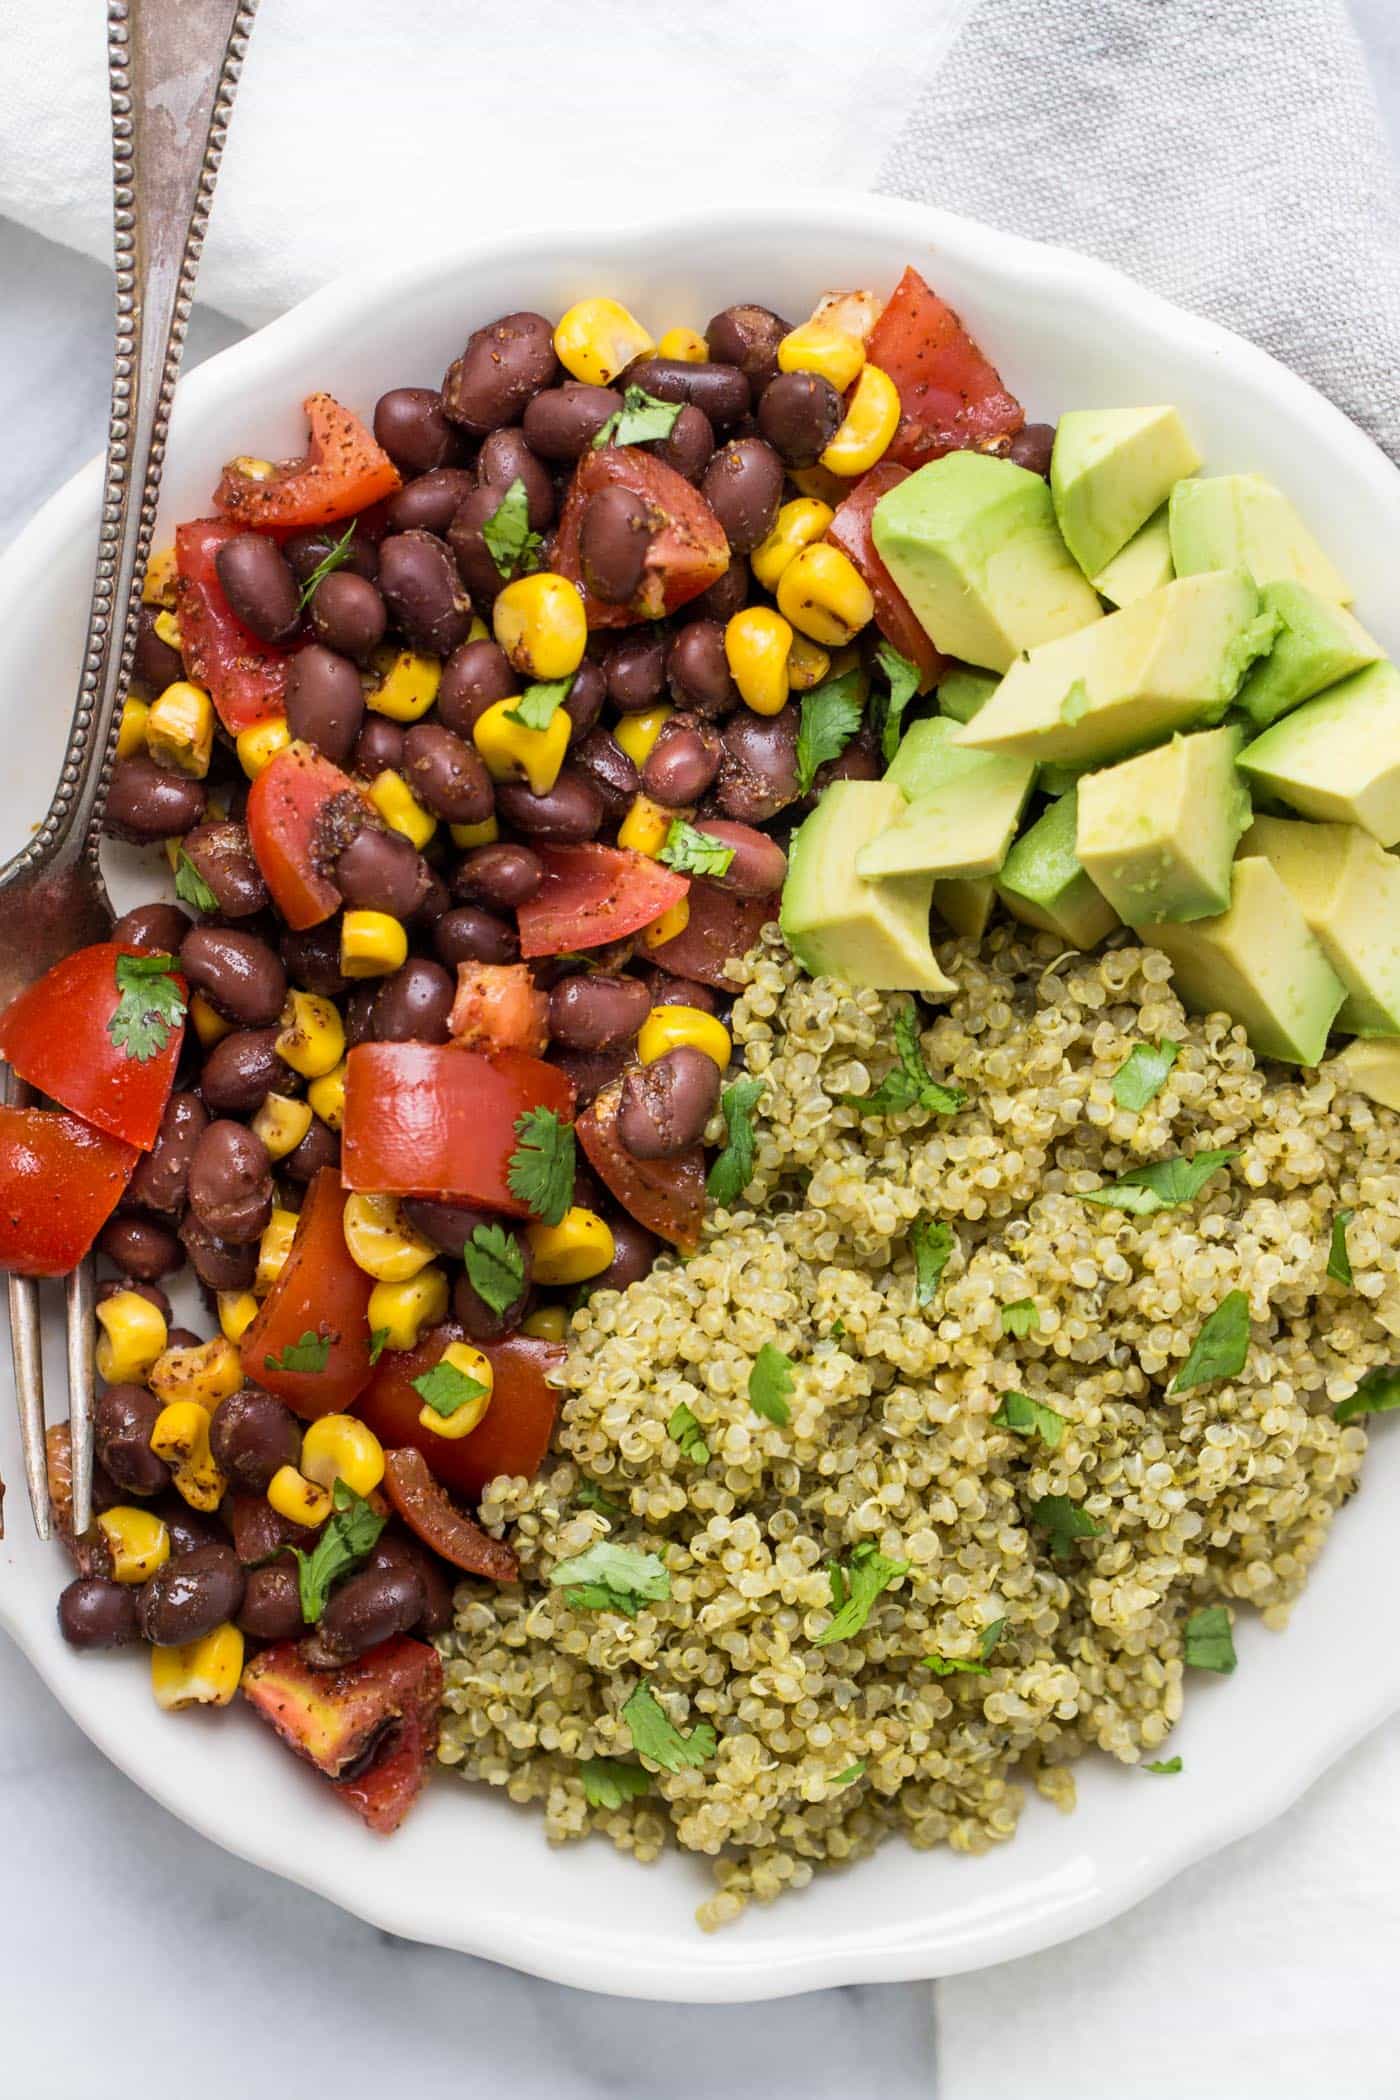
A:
112;900;191;953
617;1045;721;1158
58;1577;142;1650
316;1563;425;1662
521;382;618;460
370;958;455;1043
188;1119;274;1244
757;371;843;468
579;486;652;604
682;818;786;895
603;631;667;712
667;620;739;717
700;437;784;555
282;526;379;586
179;1212;257;1290
384;466;476;537
1008;421;1056;477
454;843;541;911
812;724;880;793
343;985;377;1049
477;428;556;528
593;1212;659;1291
452;1224;531;1341
209;1387;302;1493
563;658;606;742
494;767;604;842
280;920;349;999
335;827;431;919
717;705;800;821
95;1276;172;1319
214;532;301;644
369;1532;453;1636
651;402;714;483
351;716;406;778
378;530;474;655
180;926;286;1026
693;558;749;625
282;1115;341;1184
437;636;518;736
139;1542;245;1646
402;722;493;823
237;1563;303;1642
373;386;456;474
94;1384;169;1497
547;973;651;1051
131;604;184;693
642;712;722;807
432;905;518;968
704;305;790;394
200;1027;286;1116
309;570;387;661
644;971;720;1014
570;727;639;817
97;1215;183;1281
446;483;517;602
104;757;206;843
127;1090;207;1215
285;645;366;767
442;310;559;434
180;820;269;919
625;357;750;430
401;1197;492;1254
413;870;452;929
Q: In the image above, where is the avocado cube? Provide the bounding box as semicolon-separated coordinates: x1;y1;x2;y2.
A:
934;876;996;940
1135;856;1345;1065
1331;1038;1400;1110
958;571;1276;766
1091;507;1175;607
1168;474;1351;604
858;718;1036;880
871;452;1103;674
1077;724;1250;923
780;779;956;996
1051;407;1201;580
1237;661;1400;844
1241;815;1400;1035
1233;581;1382;729
996;788;1120;949
937;667;1000;724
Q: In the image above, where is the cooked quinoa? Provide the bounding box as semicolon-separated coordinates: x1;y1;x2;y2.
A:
437;923;1400;1928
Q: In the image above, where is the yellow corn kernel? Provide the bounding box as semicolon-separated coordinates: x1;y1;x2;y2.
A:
236;714;291;779
94;1289;168;1386
301;1413;387;1499
153;609;184;654
276;988;346;1079
152;1623;244;1711
366;644;441;723
527;1207;615;1286
642;896;689;949
638;1003;733;1071
149;1400;227;1513
523;1305;568;1342
472;696;570;796
149;1336;243;1413
340;908;409;979
617;793;673;858
776;542;875;647
466;615;490;645
750;497;834;594
656;326;708;363
267;1463;333;1527
306;1058;348;1132
367;768;437;850
251;1093;313;1162
367;1267;450;1355
820;364;901;478
450;813;499;849
787;633;831;692
554;297;654;387
613;705;673;769
189;990;234;1048
417;1339;495;1440
724;607;793;718
142;543;179;607
492;572;588;682
778;320;866;393
788;463;850;507
116;695;149;759
97;1505;171;1583
255;1207;300;1296
228;455;276;481
217;1290;260;1345
342;1191;436;1282
145;680;214;779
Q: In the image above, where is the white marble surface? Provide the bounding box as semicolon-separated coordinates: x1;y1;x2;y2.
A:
2;7;1399;2094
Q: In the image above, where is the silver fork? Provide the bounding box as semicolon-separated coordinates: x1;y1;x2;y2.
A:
0;0;259;1540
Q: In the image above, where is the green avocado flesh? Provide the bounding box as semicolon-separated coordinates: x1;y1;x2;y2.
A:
1331;1038;1400;1111
780;779;956;996
1241;816;1400;1035
936;667;1000;724
1075;725;1251;924
933;876;996;940
1051;405;1200;580
1237;661;1400;844
857;718;1036;880
1234;580;1381;729
996;789;1120;948
1168;474;1352;603
1092;507;1175;607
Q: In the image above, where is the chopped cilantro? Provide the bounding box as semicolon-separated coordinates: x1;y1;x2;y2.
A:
580;1757;651;1809
412;1356;489;1419
549;1541;670;1619
481;478;543;579
1111;1040;1179;1112
507;1106;575;1226
875;641;922;764
464;1222;526;1315
925;1616;1008;1675
1143;1757;1183;1775
1030;1494;1103;1562
832;1760;867;1787
592;384;684;450
263;1329;330;1376
843;1000;965;1118
107;951;186;1063
1170;1290;1251;1394
504;677;572;731
295;518;360;611
1080;1146;1238;1217
577;1479;626;1519
172;850;218;913
367;1326;390;1366
1327;1208;1354;1288
815;1541;909;1647
991;1390;1065;1450
658;819;735;879
795;668;864;794
667;1403;710;1466
706;1076;765;1209
1336;1364;1400;1425
1184;1604;1236;1674
288;1481;385;1623
748;1343;793;1426
622;1681;717;1772
1000;1300;1040;1339
911;1217;955;1306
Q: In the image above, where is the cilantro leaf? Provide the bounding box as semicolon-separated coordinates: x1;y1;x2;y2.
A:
748;1343;793;1426
1170;1290;1251;1394
1111;1039;1179;1112
1030;1493;1103;1562
580;1757;651;1810
288;1481;385;1623
507;1106;575;1226
667;1403;710;1466
875;641;922;764
591;385;683;450
577;1478;626;1519
707;1076;765;1209
832;1760;867;1787
549;1541;670;1619
263;1329;330;1375
992;1390;1065;1450
481;477;544;579
1327;1208;1354;1288
816;1541;909;1646
367;1326;390;1366
795;668;865;795
295;518;360;611
1080;1146;1238;1217
504;677;572;731
412;1357;489;1419
172;850;219;913
926;1615;1009;1674
1184;1604;1236;1674
1335;1365;1400;1426
1144;1756;1183;1775
658;819;735;879
843;1000;965;1118
107;951;186;1063
911;1217;955;1307
464;1222;527;1315
622;1681;717;1772
1000;1299;1040;1339
828;1318;846;1340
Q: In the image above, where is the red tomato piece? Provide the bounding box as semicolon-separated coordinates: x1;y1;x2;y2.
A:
242;1635;442;1834
174;518;291;734
382;1446;519;1580
553;444;729;629
449;963;549;1056
517;843;689;960
213;393;402;532
644;877;777;991
341;1043;574;1214
0;942;184;1150
577;1077;705;1251
356;1323;563;1502
245;740;362;931
826;463;949;690
867;265;1024;468
0;1106;137;1277
240;1167;375;1418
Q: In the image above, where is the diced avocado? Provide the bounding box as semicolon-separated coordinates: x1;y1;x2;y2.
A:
1237;661;1400;845
1051;407;1201;580
1135;856;1345;1065
1331;1038;1400;1111
1240;815;1400;1035
958;571;1276;766
858;718;1036;880
937;667;999;724
934;876;996;940
1233;581;1382;729
996;788;1120;948
1092;507;1175;607
1077;724;1250;923
780;779;955;995
1168;474;1351;603
871;453;1103;674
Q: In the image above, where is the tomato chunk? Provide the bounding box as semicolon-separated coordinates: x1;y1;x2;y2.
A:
382;1446;519;1580
577;1077;705;1251
867;266;1024;468
214;393;402;532
245;740;362;931
241;1167;374;1417
0;1106;137;1277
242;1635;442;1834
341;1043;574;1213
356;1324;563;1502
0;942;183;1150
449;963;549;1056
826;463;949;689
517;843;689;959
553;445;729;629
174;518;290;734
644;877;776;991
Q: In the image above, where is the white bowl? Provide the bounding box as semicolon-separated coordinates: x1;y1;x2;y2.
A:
2;195;1398;2002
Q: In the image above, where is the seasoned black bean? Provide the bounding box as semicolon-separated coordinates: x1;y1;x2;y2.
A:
335;826;431;918
370;958;455;1043
452;1225;531;1341
523;382;622;460
343;985;377;1049
97;1215;183;1281
644;971;720;1014
455;842;543;910
1008;421;1056;477
351;716;405;778
132;604;184;693
571;727;639;817
667;619;739;717
693;557;749;625
309;570;387;661
210;1387;302;1493
283;526;379;586
237;1563;303;1642
281;920;349;999
437;636;518;736
579;485;652;603
316;1563;425;1662
412;870;452;928
681;818;786;895
285;644;366;766
94;1384;169;1497
603;631;667;711
127;1090;208;1215
188;1119;274;1244
282;1115;341;1183
112;900;191;953
813;724;880;791
403;722;493;823
432;905;519;968
179;1212;257;1290
563;658;606;742
104;757;207;843
717;704;800;821
180;926;286;1026
547;973;651;1051
701;437;784;555
400;1197;493;1255
494;768;605;842
378;529;474;655
373;386;457;474
757;371;843;467
384;465;476;537
642;712;722;807
214;532;301;644
442;310;559;434
593;1212;659;1291
139;1542;245;1647
58;1577;142;1650
95;1277;172;1320
617;1045;721;1158
180;820;269;919
625;357;750;429
369;1532;454;1636
199;1027;286;1116
704;304;790;393
651;402;714;484
477;428;556;528
446;483;517;601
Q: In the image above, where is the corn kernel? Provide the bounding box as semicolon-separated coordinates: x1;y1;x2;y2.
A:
98;1505;170;1583
228;455;276;481
522;1305;568;1343
142;543;179;607
617;793;674;858
642;896;689;949
153;609;184;653
450;813;499;849
613;705;673;769
252;1093;313;1162
189;991;233;1048
116;695;149;759
724;607;792;717
151;1624;244;1711
306;1058;348;1132
342;1191;435;1282
367;1268;450;1354
276;988;346;1079
367;768;437;849
255;1206;300;1296
149;1336;243;1413
638;1002;732;1071
366;644;441;723
789;464;850;507
527;1207;615;1286
417;1339;495;1439
340;908;409;979
236;714;291;779
149;1399;227;1512
776;542;875;647
750;497;835;594
466;615;490;645
218;1290;260;1345
267;1464;333;1527
554;297;654;387
788;633;831;691
472;695;570;796
656;326;708;363
778;320;866;393
94;1289;168;1386
820;363;901;478
145;680;214;779
492;572;588;682
301;1413;386;1498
